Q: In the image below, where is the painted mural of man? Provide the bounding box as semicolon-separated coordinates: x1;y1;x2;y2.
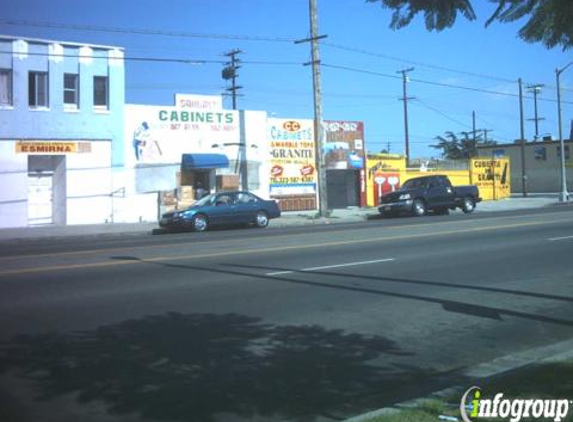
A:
133;122;163;163
132;121;150;161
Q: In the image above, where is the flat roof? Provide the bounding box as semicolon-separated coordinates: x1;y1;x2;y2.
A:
478;139;571;148
0;34;124;51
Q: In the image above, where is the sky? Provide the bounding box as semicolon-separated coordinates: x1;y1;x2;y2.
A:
1;0;572;158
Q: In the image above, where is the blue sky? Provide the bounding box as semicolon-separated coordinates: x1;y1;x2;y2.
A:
1;0;571;158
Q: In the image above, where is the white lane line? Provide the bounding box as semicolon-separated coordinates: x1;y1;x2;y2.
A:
265;258;395;276
548;235;573;241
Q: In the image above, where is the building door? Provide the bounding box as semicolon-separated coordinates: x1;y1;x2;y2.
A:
28;155;67;225
326;170;360;208
28;172;54;225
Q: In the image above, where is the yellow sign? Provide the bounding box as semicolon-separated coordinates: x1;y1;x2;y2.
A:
470;158;511;200
16;141;92;154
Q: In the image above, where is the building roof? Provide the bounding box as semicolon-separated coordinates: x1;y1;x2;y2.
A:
0;34;124;51
477;139;571;149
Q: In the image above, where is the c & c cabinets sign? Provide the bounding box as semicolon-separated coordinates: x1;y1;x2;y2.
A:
268;118;316;196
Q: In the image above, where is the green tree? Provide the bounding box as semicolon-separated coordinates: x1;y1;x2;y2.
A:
432;131;496;159
366;0;572;50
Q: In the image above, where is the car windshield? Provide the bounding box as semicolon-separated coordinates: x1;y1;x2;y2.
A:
194;193;217;207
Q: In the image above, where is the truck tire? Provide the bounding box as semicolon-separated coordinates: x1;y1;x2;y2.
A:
461;197;475;214
412;199;426;217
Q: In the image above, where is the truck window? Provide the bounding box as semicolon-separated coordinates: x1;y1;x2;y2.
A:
438;176;452;188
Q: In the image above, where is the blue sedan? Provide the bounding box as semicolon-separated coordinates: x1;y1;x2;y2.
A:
159;191;281;232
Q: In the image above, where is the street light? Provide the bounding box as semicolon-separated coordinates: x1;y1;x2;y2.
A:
556;62;573;202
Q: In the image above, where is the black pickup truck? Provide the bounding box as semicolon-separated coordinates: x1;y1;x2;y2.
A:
378;175;481;217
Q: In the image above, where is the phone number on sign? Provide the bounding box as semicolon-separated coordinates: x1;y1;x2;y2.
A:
272;176;315;184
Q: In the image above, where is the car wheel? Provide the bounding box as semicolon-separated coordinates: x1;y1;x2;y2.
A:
412;199;426;217
461;197;475;214
192;214;209;232
254;210;269;228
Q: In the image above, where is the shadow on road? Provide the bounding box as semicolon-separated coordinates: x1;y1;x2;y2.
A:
0;312;444;422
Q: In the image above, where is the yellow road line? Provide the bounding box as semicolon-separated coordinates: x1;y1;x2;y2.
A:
0;209;570;262
0;218;570;277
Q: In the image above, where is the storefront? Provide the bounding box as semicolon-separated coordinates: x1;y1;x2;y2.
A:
118;95;269;221
324;121;366;208
0;139;113;226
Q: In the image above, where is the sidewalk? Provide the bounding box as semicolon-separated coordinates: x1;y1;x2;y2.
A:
0;195;567;242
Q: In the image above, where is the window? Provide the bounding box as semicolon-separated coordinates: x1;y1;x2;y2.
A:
63;73;79;107
29;71;49;107
556;145;570;160
237;192;257;204
534;146;546;161
93;76;108;108
0;69;12;106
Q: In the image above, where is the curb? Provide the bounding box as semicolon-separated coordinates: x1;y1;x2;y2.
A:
342;337;573;422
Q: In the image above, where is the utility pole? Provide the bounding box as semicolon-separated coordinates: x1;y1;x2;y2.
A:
527;84;545;141
556;63;572;202
222;49;243;110
518;78;527;197
483;129;493;143
222;49;246;189
398;67;415;167
296;0;328;217
472;111;477;157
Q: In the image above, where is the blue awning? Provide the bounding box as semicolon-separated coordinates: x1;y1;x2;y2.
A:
181;153;229;169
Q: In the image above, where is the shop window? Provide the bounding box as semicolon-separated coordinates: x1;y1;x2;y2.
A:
93;76;108;108
0;69;12;106
29;71;49;108
556;145;570;160
534;146;546;161
63;73;79;107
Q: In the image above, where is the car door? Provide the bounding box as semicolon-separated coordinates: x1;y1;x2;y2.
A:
208;193;237;225
438;176;456;205
425;177;449;207
234;192;258;223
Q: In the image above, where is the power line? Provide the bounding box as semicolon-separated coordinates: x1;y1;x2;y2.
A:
0;50;303;66
2;18;571;94
322;42;516;84
321;63;573;105
0;19;295;43
321;41;573;94
413;99;472;129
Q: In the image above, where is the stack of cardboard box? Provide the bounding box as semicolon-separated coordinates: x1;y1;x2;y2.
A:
177;186;195;209
216;174;240;191
161;190;177;214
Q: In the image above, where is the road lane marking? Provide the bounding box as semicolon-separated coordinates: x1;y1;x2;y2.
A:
2;209;572;262
2;217;573;277
548;235;573;241
265;258;395;276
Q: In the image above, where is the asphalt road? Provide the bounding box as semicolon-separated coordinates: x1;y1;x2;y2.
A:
1;207;573;422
